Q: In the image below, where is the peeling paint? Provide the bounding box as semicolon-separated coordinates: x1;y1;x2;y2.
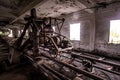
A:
35;0;89;17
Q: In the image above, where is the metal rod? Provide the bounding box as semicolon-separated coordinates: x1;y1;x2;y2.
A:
42;64;71;80
24;55;61;80
41;53;104;80
93;65;120;76
71;53;120;68
74;49;120;60
38;65;61;80
61;55;120;75
61;54;120;76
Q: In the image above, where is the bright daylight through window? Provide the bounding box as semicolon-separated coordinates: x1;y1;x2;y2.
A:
8;29;13;37
70;23;80;40
109;20;120;44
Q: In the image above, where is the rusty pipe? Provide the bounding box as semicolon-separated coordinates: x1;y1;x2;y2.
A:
24;55;61;80
71;53;120;68
60;54;120;75
42;64;71;80
41;53;104;80
38;65;61;80
93;65;120;76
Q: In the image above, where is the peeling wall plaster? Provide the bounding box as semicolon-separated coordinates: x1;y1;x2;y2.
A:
35;0;86;17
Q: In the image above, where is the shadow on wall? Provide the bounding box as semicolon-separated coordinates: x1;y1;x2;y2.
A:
95;42;120;58
72;41;89;50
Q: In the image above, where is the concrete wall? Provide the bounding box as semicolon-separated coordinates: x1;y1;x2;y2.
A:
95;3;120;56
59;4;120;79
59;11;95;50
60;2;120;58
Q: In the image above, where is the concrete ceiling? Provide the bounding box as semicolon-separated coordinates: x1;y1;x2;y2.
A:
0;0;46;25
35;0;93;17
0;0;119;26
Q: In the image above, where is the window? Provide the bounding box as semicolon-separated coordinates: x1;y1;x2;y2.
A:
109;20;120;44
52;26;55;32
8;29;13;37
70;23;80;40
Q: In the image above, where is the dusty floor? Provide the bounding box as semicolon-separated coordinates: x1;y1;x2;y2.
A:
0;64;36;80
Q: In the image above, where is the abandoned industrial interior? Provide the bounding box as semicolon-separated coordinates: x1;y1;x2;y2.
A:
0;0;120;80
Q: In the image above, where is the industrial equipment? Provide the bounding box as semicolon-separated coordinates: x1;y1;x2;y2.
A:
0;8;119;80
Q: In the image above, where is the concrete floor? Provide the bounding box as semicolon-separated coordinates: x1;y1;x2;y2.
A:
0;64;34;80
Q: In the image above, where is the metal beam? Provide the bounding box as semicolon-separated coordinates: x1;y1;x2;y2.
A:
93;65;120;76
41;53;104;80
37;64;61;80
10;0;47;24
0;12;16;19
71;53;120;68
77;0;94;13
42;64;71;80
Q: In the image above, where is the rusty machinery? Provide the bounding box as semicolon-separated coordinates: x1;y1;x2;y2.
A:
5;8;120;80
8;8;73;63
6;8;100;80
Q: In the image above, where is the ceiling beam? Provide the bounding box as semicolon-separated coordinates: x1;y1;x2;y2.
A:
77;0;95;13
10;0;47;24
87;0;97;4
0;12;17;19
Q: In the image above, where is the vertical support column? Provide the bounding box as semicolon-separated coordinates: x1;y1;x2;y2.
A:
30;8;39;55
89;13;96;51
